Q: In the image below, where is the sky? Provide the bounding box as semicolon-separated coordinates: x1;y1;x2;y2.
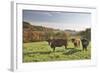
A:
23;10;91;31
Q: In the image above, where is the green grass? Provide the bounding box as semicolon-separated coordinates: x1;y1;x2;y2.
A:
23;41;91;62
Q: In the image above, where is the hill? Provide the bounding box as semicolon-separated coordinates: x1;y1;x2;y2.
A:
23;21;58;31
23;21;91;42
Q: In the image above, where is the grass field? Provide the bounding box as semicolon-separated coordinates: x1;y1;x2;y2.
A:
23;41;91;62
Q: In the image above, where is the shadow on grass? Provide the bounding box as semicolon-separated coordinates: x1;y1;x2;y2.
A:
24;48;82;55
63;48;82;55
24;51;51;55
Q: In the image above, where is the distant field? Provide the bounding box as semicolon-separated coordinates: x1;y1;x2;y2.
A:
23;41;91;62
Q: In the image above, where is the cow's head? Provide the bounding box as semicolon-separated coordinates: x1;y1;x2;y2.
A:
71;38;75;43
46;39;52;45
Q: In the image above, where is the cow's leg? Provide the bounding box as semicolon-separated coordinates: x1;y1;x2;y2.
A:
53;47;55;52
64;44;67;50
74;43;77;48
85;47;88;51
78;41;80;47
83;47;85;51
48;42;50;45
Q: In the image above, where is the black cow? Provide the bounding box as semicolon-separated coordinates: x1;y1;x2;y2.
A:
81;38;89;51
49;39;68;52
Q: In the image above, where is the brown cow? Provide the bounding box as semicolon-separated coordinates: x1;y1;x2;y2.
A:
71;38;80;48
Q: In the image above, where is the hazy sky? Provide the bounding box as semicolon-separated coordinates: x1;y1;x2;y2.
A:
23;10;91;31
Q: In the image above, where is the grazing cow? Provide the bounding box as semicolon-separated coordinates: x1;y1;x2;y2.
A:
48;39;68;52
81;38;89;51
71;38;80;48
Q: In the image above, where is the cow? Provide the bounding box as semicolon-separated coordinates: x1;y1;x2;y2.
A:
47;39;68;52
81;38;89;51
71;38;80;48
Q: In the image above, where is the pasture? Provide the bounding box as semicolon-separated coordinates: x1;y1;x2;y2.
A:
23;41;91;62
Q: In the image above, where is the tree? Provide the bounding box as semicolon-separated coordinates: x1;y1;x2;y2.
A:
79;28;91;41
53;31;68;39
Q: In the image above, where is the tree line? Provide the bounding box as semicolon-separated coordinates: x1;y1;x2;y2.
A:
23;21;91;43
